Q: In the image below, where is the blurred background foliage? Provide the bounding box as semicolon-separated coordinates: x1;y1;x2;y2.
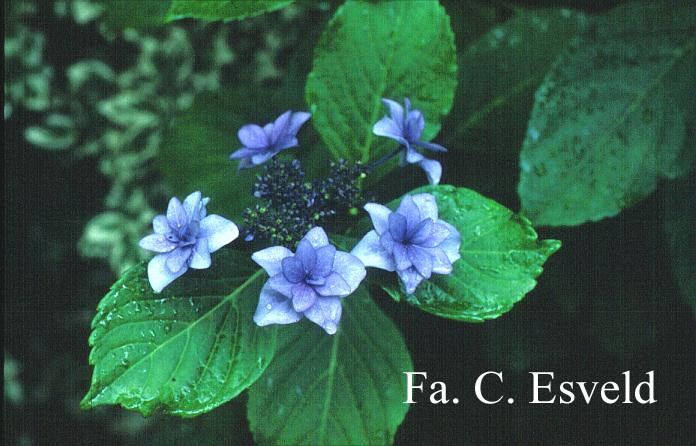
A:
5;0;695;445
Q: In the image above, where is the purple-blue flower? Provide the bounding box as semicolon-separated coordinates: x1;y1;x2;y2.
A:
139;191;239;293
229;110;311;169
372;97;447;185
351;193;460;294
251;227;366;334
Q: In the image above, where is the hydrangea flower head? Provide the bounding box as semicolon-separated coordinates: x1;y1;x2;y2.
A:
229;110;311;169
139;191;239;293
351;193;460;294
252;227;366;334
372;97;447;185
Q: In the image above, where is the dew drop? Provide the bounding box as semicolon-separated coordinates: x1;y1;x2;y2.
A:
474;225;482;236
164;324;172;333
266;304;272;310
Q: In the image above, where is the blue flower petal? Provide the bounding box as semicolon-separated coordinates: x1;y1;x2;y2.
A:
166;197;188;231
291;282;317;312
409;218;434;246
147;253;188;293
165;247;191;273
314;272;351;298
351;230;396;271
302;227;329;249
238;124;269;149
199;215;239;252
262;275;292;300
397;267;424;295
303;297;342;335
417;158;442;185
229;147;258;160
270;110;292;145
313;245;336;278
372;116;409;147
381;98;405;127
152;215;170;234
182;191;203;223
404;109;424;142
411;193;438;220
254;283;302;327
189;238;211;269
414;140;447;152
252;246;293;276
407;245;433;279
364;203;391;235
388;212;408;242
331;251;367;294
139;234;177;253
281;257;305;283
287;111;311;135
430;247;453;274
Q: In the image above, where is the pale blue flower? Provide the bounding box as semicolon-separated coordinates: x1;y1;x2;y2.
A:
351;193;460;294
372;97;447;184
229;110;311;169
139;191;239;293
252;227;366;334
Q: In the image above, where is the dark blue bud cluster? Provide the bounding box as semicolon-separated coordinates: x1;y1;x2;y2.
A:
242;158;369;246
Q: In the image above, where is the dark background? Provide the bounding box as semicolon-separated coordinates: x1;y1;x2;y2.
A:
5;0;695;445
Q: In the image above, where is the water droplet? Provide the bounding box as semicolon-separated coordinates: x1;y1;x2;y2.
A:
474;225;482;236
164;324;172;333
266;304;272;310
527;127;540;142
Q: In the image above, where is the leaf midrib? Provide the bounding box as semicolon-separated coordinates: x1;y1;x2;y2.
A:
359;2;403;163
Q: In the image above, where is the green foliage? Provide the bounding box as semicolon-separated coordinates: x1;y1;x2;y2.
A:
247;289;412;445
167;0;294;22
384;185;560;322
664;167;696;318
103;0;172;29
444;8;588;150
160;90;269;222
305;0;457;163
101;0;293;28
81;250;276;417
518;1;696;226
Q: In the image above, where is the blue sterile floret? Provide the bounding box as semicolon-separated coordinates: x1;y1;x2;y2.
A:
352;193;461;294
372;97;447;185
138;191;239;292
229;110;311;169
251;227;367;334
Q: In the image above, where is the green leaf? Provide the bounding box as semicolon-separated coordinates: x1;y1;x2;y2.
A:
81;250;276;417
166;0;294;22
247;289;413;445
385;185;560;322
305;0;457;164
664;166;696;318
101;0;172;29
518;1;696;226
443;7;589;150
160;90;276;222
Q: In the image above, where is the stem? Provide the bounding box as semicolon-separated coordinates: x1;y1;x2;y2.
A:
367;146;403;171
